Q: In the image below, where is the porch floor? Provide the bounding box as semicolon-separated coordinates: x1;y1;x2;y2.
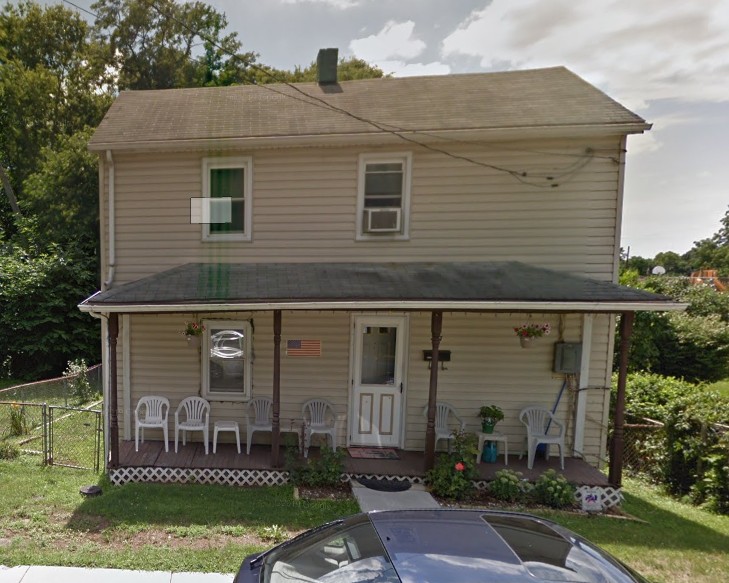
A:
120;440;611;487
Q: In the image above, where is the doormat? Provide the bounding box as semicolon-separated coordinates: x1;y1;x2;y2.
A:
356;477;411;492
348;447;400;460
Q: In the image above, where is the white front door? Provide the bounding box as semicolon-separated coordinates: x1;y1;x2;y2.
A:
350;315;407;447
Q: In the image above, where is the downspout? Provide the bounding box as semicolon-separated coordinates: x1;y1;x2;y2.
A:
103;149;116;290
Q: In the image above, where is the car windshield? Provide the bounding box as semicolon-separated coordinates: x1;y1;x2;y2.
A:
262;515;399;583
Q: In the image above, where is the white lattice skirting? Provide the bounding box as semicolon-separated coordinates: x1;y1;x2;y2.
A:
109;467;622;510
109;467;289;487
575;485;623;510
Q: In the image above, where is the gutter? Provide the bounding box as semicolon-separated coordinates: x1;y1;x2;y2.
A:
87;123;653;154
78;299;688;314
103;150;116;290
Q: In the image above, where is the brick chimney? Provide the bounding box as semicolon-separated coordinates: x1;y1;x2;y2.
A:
317;48;338;85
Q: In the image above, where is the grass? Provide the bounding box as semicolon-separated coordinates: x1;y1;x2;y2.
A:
0;459;727;581
0;456;358;573
533;477;729;583
706;378;729;398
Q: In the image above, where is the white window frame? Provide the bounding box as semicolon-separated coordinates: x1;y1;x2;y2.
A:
202;156;253;242
356;152;412;241
201;319;252;401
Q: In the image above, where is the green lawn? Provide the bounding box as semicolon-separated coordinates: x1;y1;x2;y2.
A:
0;458;727;581
707;379;729;398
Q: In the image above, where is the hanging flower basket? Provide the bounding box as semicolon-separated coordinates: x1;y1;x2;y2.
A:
183;321;204;348
186;334;201;348
519;336;533;348
514;322;551;348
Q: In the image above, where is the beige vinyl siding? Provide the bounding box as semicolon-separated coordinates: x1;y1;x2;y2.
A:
402;312;595;453
103;137;623;285
119;310;609;462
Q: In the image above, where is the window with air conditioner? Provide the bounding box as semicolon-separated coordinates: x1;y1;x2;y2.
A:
201;156;252;242
356;152;411;240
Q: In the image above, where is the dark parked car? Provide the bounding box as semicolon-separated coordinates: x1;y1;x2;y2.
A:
234;509;649;583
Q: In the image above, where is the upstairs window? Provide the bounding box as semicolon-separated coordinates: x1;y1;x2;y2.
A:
202;157;252;241
356;152;412;240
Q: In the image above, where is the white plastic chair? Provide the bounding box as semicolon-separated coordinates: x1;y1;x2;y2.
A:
519;406;565;470
175;396;210;454
423;402;466;452
302;399;337;458
134;395;169;452
245;396;273;455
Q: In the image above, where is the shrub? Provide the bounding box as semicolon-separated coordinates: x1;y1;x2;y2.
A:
64;359;96;404
426;455;476;500
533;469;576;508
8;403;29;436
489;469;527;503
287;445;345;488
425;430;478;500
0;442;20;459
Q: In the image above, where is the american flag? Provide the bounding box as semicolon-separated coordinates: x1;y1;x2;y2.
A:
286;339;322;357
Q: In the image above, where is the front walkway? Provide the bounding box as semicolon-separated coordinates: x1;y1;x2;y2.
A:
119;440;611;486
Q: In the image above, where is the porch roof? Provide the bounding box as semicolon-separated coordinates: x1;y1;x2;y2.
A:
79;261;684;314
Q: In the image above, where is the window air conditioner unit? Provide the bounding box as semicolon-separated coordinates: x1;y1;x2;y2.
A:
365;207;401;233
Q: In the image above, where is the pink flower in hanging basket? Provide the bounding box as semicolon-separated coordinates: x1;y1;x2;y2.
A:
513;322;551;339
183;321;205;336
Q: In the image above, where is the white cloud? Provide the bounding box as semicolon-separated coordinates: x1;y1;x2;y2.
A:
280;0;361;8
350;20;426;62
377;60;452;77
441;0;729;110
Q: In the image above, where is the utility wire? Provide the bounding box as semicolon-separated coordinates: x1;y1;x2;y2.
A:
63;0;596;187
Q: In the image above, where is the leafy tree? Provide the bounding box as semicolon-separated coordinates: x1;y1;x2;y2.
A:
0;1;111;233
0;225;100;379
252;57;386;84
21;127;99;257
617;277;729;382
91;0;256;90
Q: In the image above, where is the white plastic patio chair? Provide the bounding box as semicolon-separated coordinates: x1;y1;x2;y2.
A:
175;396;210;454
245;396;273;455
302;399;337;458
423;402;466;452
519;406;565;470
134;395;169;452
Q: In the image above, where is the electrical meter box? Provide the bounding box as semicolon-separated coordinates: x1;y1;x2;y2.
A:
553;342;582;374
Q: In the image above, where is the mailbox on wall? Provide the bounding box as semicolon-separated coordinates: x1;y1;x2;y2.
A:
553;342;582;374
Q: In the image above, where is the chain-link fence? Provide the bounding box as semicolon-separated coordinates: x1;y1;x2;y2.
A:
622;419;665;475
0;364;103;471
0;364;101;406
47;405;103;471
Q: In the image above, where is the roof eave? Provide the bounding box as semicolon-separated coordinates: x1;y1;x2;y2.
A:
87;122;652;153
79;299;687;314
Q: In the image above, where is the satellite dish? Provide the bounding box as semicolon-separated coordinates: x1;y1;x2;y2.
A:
651;266;666;275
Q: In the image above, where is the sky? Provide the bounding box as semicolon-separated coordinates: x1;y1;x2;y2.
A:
44;0;729;258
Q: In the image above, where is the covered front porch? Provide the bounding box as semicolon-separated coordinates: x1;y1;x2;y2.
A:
81;261;685;492
114;440;612;488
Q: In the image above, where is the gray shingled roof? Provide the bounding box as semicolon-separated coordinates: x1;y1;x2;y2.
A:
80;262;679;312
89;67;646;149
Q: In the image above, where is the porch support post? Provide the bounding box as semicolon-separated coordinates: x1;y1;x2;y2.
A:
108;313;119;469
609;311;634;487
271;310;282;467
424;310;443;471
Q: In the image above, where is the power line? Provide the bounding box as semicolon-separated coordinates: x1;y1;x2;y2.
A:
62;0;596;187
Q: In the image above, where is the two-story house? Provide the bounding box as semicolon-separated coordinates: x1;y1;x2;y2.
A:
81;50;681;498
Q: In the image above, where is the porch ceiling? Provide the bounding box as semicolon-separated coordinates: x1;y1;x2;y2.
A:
79;261;685;314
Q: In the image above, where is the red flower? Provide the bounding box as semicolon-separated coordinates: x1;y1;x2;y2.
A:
454;462;465;472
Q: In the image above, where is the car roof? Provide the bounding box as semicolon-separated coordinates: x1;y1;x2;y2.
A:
366;509;645;583
368;509;529;582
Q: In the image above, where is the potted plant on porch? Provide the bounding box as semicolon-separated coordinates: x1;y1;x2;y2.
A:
478;405;504;434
